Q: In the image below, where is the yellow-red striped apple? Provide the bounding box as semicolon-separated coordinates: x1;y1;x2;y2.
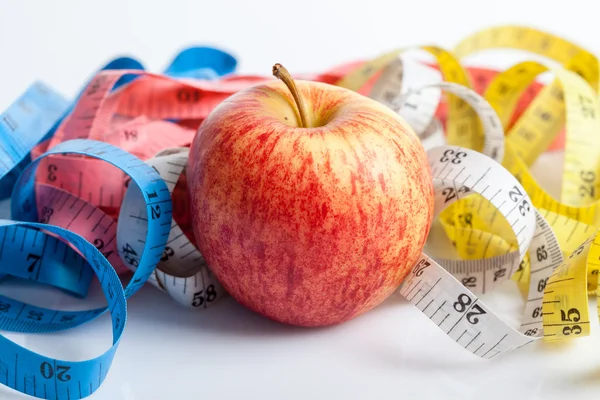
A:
187;64;434;327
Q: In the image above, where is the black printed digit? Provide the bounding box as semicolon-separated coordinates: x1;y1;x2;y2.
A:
453;293;472;313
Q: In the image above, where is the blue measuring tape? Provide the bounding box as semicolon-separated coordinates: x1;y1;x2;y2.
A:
0;45;237;399
2;138;170;398
0;82;70;200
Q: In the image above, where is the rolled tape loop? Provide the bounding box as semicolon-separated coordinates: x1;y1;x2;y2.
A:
0;137;170;398
0;44;244;398
400;145;563;358
355;25;600;350
0;220;125;398
395;81;505;162
12;139;172;304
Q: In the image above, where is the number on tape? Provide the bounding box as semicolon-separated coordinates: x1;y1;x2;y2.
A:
120;148;226;309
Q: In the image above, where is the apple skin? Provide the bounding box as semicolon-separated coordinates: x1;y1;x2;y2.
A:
187;79;434;327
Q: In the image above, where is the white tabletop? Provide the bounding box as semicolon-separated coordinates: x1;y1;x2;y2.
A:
1;1;600;399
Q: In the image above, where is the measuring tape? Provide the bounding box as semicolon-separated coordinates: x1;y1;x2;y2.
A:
368;54;442;137
24;64;242;301
3;23;600;399
332;24;600;353
120;147;225;309
401;145;562;355
0;137;170;398
369;62;564;351
0;45;243;398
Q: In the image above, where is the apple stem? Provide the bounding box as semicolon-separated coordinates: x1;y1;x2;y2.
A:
272;63;309;128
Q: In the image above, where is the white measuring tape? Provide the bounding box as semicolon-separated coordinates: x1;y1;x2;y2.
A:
120;147;226;309
401;146;562;357
369;54;442;137
367;53;565;355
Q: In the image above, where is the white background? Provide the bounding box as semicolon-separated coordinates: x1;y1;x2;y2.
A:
1;1;600;399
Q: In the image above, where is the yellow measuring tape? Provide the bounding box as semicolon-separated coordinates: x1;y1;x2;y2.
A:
335;25;600;343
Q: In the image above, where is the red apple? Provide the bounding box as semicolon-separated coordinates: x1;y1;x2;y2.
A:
187;64;434;327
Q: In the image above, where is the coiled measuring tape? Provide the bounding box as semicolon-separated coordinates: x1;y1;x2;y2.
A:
2;138;171;398
30;68;236;312
367;57;564;351
402;145;562;355
334;25;600;350
0;45;239;398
